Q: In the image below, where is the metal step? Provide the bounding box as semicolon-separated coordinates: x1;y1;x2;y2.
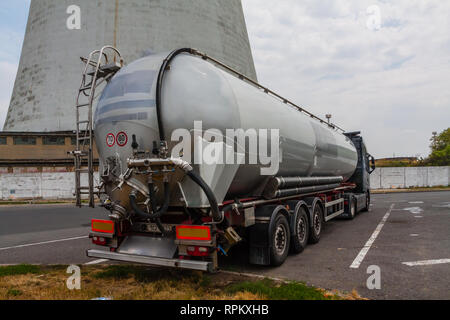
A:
87;62;122;76
79;85;92;91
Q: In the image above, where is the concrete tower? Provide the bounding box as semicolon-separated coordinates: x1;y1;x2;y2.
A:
4;0;257;132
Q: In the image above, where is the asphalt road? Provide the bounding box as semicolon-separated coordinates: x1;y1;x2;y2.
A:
0;191;449;299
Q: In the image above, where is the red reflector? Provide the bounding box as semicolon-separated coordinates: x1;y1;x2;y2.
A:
91;219;115;234
176;225;211;241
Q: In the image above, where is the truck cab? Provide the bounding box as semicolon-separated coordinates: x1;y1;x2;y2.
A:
343;131;376;216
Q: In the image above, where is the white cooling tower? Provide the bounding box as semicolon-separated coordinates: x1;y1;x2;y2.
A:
3;0;257;132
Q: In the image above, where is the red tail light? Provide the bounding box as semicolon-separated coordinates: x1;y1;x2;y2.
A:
92;236;107;246
186;246;210;257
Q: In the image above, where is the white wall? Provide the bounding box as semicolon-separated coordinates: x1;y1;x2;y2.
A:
1;166;449;199
370;166;450;189
0;171;99;200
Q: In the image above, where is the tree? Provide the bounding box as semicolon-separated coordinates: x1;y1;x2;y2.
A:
425;128;450;166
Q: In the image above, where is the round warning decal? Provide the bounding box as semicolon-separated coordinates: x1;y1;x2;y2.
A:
116;132;128;147
106;133;115;147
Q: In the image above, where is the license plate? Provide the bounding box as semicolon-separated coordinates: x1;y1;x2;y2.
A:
146;223;176;233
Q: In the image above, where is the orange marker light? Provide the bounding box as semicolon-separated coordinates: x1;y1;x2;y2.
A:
91;219;115;234
176;225;211;241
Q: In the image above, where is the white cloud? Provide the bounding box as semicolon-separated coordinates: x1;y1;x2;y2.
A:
243;0;450;158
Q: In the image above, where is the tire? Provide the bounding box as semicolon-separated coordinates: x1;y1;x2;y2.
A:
361;192;370;212
308;203;323;244
270;213;290;266
348;197;356;220
291;207;309;254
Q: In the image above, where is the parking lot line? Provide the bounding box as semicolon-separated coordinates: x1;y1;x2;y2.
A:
402;259;450;267
350;204;395;269
0;236;88;251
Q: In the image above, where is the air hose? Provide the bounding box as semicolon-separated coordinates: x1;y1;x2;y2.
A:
170;158;223;223
156;48;196;142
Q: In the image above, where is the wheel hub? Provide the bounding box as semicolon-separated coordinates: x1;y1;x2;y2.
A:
274;224;287;254
297;216;306;242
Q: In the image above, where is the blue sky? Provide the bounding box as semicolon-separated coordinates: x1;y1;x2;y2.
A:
1;0;449;159
0;1;30;63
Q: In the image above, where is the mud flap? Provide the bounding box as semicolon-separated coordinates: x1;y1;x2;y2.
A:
248;204;288;266
248;222;271;265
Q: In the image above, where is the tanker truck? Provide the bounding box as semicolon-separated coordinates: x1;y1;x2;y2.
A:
74;47;375;272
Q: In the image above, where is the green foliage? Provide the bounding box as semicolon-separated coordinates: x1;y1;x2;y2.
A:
7;289;23;297
225;278;339;300
426;128;450;166
0;264;41;277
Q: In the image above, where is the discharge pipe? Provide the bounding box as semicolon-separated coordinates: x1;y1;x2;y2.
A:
127;158;223;223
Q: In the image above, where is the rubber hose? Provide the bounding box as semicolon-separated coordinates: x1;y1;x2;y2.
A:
186;171;222;223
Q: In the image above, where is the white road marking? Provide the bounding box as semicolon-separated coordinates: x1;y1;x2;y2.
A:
414;216;424;218
84;259;108;265
350;204;394;269
409;201;424;204
402;259;450;267
410;234;419;237
403;207;424;214
0;236;88;251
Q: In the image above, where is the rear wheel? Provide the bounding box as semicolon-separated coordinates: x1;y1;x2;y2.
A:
308;203;323;244
348;197;356;219
270;213;290;266
291;207;309;254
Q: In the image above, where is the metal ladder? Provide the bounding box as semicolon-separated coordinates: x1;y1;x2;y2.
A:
72;46;123;207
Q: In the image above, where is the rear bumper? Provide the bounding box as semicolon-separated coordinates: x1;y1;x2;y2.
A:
86;249;214;272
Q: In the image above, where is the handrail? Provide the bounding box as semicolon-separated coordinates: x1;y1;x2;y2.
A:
189;49;345;133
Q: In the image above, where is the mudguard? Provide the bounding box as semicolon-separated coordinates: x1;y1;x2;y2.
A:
248;205;289;265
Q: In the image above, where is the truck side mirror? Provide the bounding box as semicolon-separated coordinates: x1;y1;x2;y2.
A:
367;154;376;174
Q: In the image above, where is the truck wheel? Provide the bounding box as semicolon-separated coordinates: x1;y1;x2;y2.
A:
361;192;370;212
291;207;309;254
348;197;356;220
270;213;290;266
308;203;323;244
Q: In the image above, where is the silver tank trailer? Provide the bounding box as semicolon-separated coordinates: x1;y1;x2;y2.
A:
94;52;358;211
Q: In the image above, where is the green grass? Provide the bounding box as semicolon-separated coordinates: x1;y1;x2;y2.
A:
7;289;23;297
0;264;41;277
225;278;339;300
0;201;31;205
